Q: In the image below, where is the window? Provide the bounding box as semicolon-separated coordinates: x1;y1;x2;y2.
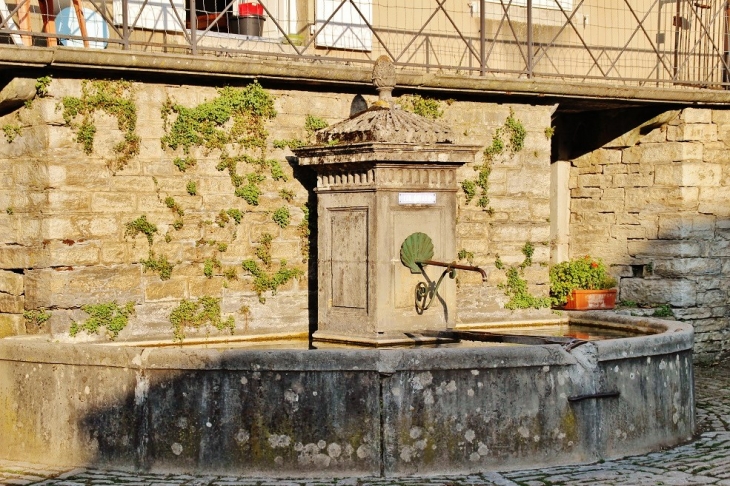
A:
315;0;372;51
113;0;186;32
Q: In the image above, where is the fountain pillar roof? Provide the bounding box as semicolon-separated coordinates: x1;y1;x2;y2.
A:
295;56;480;165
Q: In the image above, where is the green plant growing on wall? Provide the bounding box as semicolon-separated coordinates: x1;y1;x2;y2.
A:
241;233;303;303
298;204;311;261
169;296;234;342
204;257;221;278
272;207;290;228
35;75;52;97
398;94;444;119
462;109;526;211
70;302;135;340
173;156;196;172
2;124;21;143
272;138;305;150
164;197;185;217
23;309;52;330
161;83;282;205
497;242;551;310
141;252;174;280
279;189;295;203
5;207;13;215
186;181;197;195
226;208;243;224
61;79;140;172
544;126;555;139
305;114;329;134
125;215;158;246
457;249;475;265
653;304;673;318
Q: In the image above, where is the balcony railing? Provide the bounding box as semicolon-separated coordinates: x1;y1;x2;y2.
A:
1;0;729;89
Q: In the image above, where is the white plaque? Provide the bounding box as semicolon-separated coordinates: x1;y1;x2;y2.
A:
398;192;437;205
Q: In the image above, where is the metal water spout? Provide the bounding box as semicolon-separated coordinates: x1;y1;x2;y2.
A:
400;232;487;314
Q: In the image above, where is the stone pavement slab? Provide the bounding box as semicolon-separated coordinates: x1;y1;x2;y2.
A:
1;359;729;486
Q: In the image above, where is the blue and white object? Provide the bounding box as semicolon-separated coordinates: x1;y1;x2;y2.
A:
56;7;109;48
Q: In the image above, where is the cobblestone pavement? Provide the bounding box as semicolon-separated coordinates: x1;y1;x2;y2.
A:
2;360;729;486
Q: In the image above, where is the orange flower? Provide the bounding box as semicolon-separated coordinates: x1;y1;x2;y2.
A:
590;261;599;268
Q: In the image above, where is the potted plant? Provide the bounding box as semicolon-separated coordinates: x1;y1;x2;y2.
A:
549;256;618;310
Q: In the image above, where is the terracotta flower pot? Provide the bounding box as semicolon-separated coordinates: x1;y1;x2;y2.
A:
562;288;617;310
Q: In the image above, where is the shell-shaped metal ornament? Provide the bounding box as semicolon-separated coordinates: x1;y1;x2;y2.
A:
400;232;435;274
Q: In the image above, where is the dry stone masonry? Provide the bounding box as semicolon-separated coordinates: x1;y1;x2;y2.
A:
569;108;730;363
0;76;555;343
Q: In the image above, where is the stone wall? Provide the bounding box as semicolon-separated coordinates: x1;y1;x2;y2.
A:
0;76;554;342
569;108;730;363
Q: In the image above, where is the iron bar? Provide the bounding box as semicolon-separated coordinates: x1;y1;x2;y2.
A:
480;0;486;76
568;391;620;402
527;0;533;78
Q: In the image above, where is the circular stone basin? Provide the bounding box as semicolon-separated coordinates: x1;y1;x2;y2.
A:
0;312;694;477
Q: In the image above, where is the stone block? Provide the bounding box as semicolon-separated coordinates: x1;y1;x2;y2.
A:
627;240;703;258
145;279;188;301
712;109;730;124
505;168;550;198
0;313;24;338
0;245;35;269
0;270;23;295
682;108;712;124
655;162;722;187
625;187;698;211
609;225;646;240
187;276;224;298
613;174;653;188
619;278;696;307
699;289;727;306
24;266;143;308
653;258;721;277
0;293;23;313
674;124;718;142
603;164;628;175
639;126;667;144
602;188;625;200
91;193;138;213
623;142;702;164
100;242;128;265
577;174;605;188
46;191;92;213
657;214;715;240
698;187;730;217
710;239;730;257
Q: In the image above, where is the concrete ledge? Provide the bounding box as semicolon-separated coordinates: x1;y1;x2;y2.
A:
2;47;730;107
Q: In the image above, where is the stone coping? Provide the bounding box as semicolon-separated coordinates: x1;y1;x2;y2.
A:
0;313;693;371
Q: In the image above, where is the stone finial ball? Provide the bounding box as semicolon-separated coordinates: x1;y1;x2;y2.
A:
372;55;396;90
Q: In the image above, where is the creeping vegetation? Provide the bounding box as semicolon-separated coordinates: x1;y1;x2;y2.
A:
242;233;303;303
141;252;174;280
125;215;158;246
496;242;550;310
462;109;526;211
2;124;21;143
23;309;52;330
61;79;140;172
169;296;234;342
272;207;290;228
398;94;444;119
35;75;52;97
70;302;135;340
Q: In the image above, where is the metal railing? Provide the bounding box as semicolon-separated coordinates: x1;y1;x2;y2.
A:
1;0;729;89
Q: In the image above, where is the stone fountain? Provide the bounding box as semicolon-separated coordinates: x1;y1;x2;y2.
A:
0;58;695;477
294;56;483;346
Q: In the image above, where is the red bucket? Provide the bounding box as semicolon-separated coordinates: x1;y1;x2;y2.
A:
239;2;264;16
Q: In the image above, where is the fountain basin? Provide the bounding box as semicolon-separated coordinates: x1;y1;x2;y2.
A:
0;312;694;477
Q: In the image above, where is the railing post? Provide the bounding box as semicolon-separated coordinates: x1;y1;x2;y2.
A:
527;0;533;78
480;0;486;76
190;0;197;55
122;0;130;50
